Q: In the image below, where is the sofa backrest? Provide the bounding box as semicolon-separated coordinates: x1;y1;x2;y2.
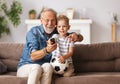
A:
72;42;120;73
1;42;120;73
0;43;24;72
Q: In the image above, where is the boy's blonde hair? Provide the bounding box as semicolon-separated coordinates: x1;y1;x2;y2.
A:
57;15;69;25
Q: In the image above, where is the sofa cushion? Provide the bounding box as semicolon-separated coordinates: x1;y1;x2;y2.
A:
0;76;27;84
72;42;120;73
0;43;24;71
54;72;120;84
0;61;7;74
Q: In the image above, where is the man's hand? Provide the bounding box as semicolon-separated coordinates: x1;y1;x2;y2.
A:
68;33;83;42
30;40;57;61
46;40;57;53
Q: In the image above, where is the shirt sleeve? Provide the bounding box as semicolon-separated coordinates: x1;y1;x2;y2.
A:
69;41;74;47
26;27;40;54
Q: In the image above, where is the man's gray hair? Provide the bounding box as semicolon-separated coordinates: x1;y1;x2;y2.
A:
40;8;57;19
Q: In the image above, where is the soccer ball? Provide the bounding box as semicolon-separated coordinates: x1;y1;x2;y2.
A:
50;57;69;75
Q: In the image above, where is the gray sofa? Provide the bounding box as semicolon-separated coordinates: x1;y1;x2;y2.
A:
0;42;120;84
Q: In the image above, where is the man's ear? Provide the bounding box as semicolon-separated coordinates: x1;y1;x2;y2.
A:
68;25;71;30
40;18;43;23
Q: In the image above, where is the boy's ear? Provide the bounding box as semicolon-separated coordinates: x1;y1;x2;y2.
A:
55;25;57;28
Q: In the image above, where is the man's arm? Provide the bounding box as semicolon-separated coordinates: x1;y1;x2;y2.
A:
68;33;83;42
30;43;57;61
77;33;84;42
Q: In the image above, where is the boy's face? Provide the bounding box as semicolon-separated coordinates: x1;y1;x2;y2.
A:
57;20;70;37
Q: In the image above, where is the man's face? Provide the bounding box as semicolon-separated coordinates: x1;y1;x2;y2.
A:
41;11;57;34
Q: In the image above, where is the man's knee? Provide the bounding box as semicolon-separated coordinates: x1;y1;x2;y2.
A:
30;64;43;74
42;63;53;72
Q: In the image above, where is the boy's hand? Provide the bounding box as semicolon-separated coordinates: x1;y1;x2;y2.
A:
58;56;65;63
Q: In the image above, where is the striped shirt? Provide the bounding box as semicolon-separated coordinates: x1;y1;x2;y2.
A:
51;34;74;63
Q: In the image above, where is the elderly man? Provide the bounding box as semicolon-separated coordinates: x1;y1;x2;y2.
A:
17;8;83;84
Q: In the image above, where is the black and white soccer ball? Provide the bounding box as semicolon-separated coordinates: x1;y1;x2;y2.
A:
50;57;69;75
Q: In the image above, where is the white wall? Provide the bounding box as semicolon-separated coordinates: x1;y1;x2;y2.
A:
0;0;120;43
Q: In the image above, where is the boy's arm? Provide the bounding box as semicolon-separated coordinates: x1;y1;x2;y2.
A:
63;47;74;60
58;47;74;63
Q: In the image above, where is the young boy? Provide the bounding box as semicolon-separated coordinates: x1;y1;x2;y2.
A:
48;15;74;77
